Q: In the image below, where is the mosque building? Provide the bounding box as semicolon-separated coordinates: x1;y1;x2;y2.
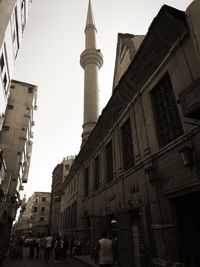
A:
54;1;200;266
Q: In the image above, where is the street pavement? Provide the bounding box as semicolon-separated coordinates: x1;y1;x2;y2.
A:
3;248;91;267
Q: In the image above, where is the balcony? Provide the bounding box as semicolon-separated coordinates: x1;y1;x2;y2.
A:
178;78;200;120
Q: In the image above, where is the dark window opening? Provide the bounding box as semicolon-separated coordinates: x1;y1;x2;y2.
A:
28;87;33;94
106;141;113;183
40;217;44;222
84;167;89;197
121;118;135;171
8;105;13;110
0;54;5;72
2;125;9;131
94;155;100;191
3;73;8;89
41;207;45;213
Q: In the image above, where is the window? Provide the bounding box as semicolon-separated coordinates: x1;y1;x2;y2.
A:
21;0;26;31
84;167;89;197
94;156;100;191
3;73;8;90
151;72;183;147
0;54;5;72
41;207;45;213
121;118;135;171
2;125;9;131
33;207;37;212
8;105;13;110
65;164;70;171
42;197;46;202
28;87;33;94
40;217;44;222
106;141;113;182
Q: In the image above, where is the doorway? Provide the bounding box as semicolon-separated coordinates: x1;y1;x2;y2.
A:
172;191;200;267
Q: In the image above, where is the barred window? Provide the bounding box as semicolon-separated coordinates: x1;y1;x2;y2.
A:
106;141;113;182
94;156;100;191
151;73;183;147
121;118;135;171
84;167;89;197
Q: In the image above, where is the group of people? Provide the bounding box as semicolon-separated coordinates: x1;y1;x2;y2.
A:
28;233;69;263
10;231;118;266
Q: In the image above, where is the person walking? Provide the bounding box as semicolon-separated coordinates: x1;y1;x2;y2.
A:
39;234;46;259
35;235;40;259
96;231;113;267
62;235;69;259
29;238;36;259
53;236;63;263
44;233;53;262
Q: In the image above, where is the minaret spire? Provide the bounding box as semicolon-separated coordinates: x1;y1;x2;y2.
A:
86;0;95;27
80;0;103;145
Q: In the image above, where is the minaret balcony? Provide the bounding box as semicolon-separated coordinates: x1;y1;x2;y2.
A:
80;48;103;69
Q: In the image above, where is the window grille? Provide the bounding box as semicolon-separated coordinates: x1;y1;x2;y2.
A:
151;73;183;147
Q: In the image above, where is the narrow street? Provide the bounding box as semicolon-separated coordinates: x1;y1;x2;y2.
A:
2;248;90;267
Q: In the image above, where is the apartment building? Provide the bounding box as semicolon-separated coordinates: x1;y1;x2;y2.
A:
0;0;32;120
0;0;34;251
15;192;51;234
0;80;37;248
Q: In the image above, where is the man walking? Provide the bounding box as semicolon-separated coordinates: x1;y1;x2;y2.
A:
96;231;113;267
44;233;53;262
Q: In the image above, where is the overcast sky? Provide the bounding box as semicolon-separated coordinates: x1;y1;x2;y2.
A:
13;0;193;199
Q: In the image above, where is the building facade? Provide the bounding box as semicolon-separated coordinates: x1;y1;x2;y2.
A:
59;1;200;267
50;156;75;237
0;80;37;248
15;192;51;235
0;1;33;233
0;0;34;249
0;0;32;120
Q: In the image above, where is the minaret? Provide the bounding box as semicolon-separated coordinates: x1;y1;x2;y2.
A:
80;0;103;145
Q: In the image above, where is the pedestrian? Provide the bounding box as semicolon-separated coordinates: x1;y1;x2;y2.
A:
62;235;69;259
53;236;63;263
96;231;113;267
39;234;46;259
70;235;75;255
35;235;40;259
44;232;53;262
29;238;35;259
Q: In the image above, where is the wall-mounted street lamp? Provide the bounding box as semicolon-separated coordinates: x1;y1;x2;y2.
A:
145;166;156;185
179;144;194;169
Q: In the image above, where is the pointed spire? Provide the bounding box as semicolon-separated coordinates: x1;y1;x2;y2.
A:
85;0;96;30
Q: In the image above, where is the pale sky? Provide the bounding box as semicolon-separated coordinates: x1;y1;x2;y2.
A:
13;0;193;199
